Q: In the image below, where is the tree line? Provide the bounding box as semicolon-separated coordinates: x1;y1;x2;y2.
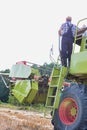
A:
0;62;55;77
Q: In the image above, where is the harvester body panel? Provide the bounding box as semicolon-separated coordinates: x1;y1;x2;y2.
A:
70;51;87;75
12;80;38;103
9;64;31;78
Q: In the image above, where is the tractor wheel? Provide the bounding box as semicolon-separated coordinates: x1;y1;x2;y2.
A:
52;84;87;130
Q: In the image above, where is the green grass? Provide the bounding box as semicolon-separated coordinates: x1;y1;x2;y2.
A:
0;94;52;118
0;101;51;116
0;102;17;109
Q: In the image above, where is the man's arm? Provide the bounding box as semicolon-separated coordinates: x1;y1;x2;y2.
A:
58;29;62;36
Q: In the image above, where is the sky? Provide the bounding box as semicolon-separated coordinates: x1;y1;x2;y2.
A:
0;0;87;70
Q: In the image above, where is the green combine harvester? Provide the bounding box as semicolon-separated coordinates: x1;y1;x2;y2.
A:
45;18;87;130
0;17;87;130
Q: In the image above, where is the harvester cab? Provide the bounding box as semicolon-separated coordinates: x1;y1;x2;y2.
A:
70;18;87;77
46;18;87;130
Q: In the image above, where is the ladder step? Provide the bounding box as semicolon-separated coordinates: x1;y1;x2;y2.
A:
50;85;57;87
52;76;59;78
48;95;55;98
45;106;54;108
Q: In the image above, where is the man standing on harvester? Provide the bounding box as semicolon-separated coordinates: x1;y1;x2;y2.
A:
58;16;78;67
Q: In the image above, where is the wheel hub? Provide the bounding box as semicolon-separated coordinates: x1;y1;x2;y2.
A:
59;98;78;125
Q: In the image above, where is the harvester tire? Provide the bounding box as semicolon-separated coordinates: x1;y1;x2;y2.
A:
52;84;87;130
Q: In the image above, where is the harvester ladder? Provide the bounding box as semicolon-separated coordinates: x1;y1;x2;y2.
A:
45;65;67;111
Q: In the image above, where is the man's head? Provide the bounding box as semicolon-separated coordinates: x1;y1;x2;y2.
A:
66;16;72;22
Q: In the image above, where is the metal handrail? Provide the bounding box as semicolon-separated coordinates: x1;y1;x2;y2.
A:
73;18;87;53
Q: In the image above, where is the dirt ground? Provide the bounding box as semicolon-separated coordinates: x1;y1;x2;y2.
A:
0;108;53;130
